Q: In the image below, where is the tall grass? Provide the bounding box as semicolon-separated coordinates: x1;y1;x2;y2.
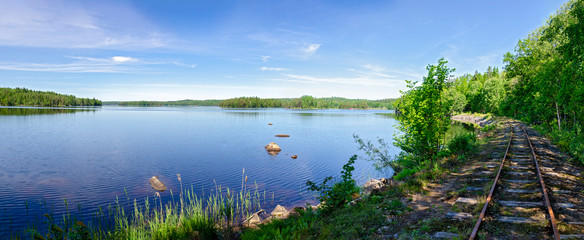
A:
17;172;267;240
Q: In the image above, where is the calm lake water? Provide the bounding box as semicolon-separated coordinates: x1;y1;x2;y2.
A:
0;106;402;236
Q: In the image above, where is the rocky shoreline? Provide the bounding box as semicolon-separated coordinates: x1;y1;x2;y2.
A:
451;114;494;127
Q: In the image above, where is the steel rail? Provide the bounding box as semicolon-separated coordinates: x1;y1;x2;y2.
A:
469;129;514;240
522;126;560;240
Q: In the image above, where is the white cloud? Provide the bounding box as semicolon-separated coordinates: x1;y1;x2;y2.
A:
261;56;271;62
0;1;168;49
0;55;142;73
112;56;138;63
261;66;288;71
0;62;131;73
302;43;321;55
0;55;201;73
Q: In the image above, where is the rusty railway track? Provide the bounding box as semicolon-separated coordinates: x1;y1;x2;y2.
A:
469;125;560;240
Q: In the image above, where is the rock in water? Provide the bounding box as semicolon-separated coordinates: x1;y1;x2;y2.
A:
291;155;298;159
265;142;282;155
149;176;167;192
275;134;290;137
268;123;273;125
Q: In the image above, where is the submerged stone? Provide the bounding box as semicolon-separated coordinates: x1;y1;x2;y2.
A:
149;176;167;192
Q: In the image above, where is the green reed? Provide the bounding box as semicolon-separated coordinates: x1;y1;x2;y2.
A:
13;172;267;240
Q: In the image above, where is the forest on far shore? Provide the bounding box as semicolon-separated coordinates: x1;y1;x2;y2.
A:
104;96;397;110
0;88;102;107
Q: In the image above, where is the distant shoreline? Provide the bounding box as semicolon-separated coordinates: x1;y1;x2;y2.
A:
104;96;397;110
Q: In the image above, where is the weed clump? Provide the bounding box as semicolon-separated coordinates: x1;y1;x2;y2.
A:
306;155;360;214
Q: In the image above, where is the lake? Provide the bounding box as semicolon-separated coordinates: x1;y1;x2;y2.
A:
0;106;401;236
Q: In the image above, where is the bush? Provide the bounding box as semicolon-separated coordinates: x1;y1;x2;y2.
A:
306;155;360;214
447;132;477;156
394;168;417;181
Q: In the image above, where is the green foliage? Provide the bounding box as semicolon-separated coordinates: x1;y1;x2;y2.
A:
0;87;102;107
499;0;584;163
242;189;398;240
393;168;418;181
241;208;319;240
30;214;91;240
443;87;467;114
353;134;393;169
446;68;507;114
394;58;454;165
481;124;496;132
109;99;221;107
306;155;360;214
447;132;477;156
218;96;397;109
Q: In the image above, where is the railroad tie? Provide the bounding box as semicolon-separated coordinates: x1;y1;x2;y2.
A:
455;197;478;205
503;189;539;194
495;216;539;224
446;212;473;219
498;201;544;207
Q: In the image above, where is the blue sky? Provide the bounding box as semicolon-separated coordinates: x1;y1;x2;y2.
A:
0;0;568;101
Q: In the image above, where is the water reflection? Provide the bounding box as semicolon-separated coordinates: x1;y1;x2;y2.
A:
0;107;98;116
374;113;396;118
445;121;476;142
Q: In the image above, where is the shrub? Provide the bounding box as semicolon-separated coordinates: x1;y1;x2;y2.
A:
306;155;360;214
394;168;417;181
447;132;477;156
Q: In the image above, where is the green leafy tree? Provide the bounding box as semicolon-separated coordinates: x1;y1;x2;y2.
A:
394;58;454;165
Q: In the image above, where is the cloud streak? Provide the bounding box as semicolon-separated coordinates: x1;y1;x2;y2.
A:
0;55;168;73
0;1;168;49
260;66;288;71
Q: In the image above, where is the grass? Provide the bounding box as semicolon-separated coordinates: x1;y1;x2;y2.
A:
14;173;267;240
241;186;406;240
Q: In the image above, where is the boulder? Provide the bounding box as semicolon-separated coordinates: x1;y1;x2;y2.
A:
265;142;282;155
244;210;264;227
291;155;298;159
361;178;384;195
275;134;290;137
270;205;288;219
149;176;167;192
